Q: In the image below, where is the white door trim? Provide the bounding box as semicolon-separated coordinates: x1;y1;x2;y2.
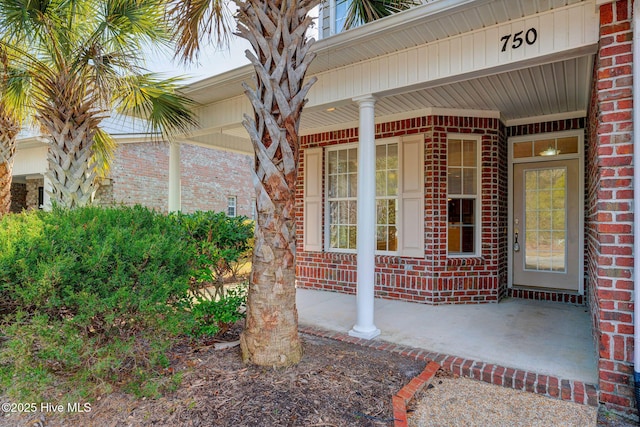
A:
507;129;585;294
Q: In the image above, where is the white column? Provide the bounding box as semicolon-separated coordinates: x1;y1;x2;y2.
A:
42;174;52;211
168;142;181;212
349;95;380;340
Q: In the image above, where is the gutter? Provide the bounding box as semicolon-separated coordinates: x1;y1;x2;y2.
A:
633;0;640;413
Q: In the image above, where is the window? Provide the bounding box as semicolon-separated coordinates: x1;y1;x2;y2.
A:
334;0;351;33
447;137;480;255
227;196;237;217
376;143;398;252
306;136;423;255
327;145;358;250
325;0;355;36
326;140;400;253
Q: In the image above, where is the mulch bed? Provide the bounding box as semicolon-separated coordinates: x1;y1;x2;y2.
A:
2;323;638;427
1;326;425;427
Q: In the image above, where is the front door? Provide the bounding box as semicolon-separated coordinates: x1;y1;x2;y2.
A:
512;159;580;291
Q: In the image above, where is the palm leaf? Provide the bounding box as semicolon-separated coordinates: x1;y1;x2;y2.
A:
343;0;419;30
115;73;197;140
167;0;233;63
92;127;117;178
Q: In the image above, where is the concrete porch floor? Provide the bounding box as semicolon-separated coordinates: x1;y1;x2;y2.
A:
296;288;598;384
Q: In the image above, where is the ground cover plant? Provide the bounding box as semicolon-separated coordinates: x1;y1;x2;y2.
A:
0;206;251;404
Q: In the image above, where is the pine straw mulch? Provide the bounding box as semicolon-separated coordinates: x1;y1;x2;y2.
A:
1;325;426;427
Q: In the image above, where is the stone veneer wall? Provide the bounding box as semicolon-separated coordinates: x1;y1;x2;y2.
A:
25;178;43;210
9;183;27;213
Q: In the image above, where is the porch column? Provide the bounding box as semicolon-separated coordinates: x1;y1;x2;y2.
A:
168;142;181;212
349;95;380;340
42;174;52;211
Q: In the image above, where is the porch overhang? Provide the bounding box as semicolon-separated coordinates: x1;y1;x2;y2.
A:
180;0;598;153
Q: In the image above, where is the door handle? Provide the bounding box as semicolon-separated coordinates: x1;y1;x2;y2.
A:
514;231;520;252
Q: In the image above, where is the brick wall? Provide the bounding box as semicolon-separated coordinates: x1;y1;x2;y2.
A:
296;114;509;305
586;0;636;415
107;142;254;216
9;182;26;213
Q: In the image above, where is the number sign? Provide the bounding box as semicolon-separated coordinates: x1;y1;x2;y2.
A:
500;28;538;52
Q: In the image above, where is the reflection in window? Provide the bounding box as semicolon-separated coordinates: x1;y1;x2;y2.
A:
327;141;400;253
513;135;579;159
376;143;398;252
447;138;478;254
327;147;358;250
524;168;567;272
334;0;351;33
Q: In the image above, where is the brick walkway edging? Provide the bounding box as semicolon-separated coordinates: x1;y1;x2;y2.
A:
299;324;599;421
392;361;440;426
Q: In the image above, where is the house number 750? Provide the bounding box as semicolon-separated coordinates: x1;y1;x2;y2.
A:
500;28;538;52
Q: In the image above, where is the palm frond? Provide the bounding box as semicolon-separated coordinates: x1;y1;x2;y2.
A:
92;127;117;179
115;73;198;140
167;0;232;63
97;0;172;50
343;0;419;30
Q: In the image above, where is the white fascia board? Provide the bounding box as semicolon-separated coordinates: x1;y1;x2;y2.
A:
300;107;501;136
505;110;587;127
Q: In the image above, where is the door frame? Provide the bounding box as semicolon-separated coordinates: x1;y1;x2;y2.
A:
507;129;585;294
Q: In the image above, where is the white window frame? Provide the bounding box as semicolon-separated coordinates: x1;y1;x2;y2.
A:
325;142;359;253
324;138;403;255
446;134;482;257
227;196;237;217
329;0;352;36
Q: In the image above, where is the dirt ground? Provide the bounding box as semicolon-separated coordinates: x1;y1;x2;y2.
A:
1;328;425;427
1;325;636;427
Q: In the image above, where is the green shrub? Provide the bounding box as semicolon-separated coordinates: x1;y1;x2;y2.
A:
189;283;247;338
0;206;195;401
173;211;253;298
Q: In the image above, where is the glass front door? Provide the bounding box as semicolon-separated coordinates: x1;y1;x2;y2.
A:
512;159;580;291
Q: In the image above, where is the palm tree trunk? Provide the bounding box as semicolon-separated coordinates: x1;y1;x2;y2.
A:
0;106;20;216
236;0;318;366
37;73;102;209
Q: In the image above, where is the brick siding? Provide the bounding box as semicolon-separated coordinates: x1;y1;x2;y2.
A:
296;114;509;305
586;0;636;415
106;142;254;216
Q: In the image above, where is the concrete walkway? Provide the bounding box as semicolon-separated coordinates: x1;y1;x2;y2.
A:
296;288;598;384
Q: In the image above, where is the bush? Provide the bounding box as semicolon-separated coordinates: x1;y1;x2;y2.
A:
0;206;195;401
189;283;248;338
173;211;253;298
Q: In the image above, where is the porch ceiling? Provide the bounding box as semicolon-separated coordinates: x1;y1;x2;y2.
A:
300;54;594;131
195;53;595;148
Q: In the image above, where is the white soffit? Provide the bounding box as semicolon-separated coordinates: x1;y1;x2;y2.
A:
300;54;594;132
